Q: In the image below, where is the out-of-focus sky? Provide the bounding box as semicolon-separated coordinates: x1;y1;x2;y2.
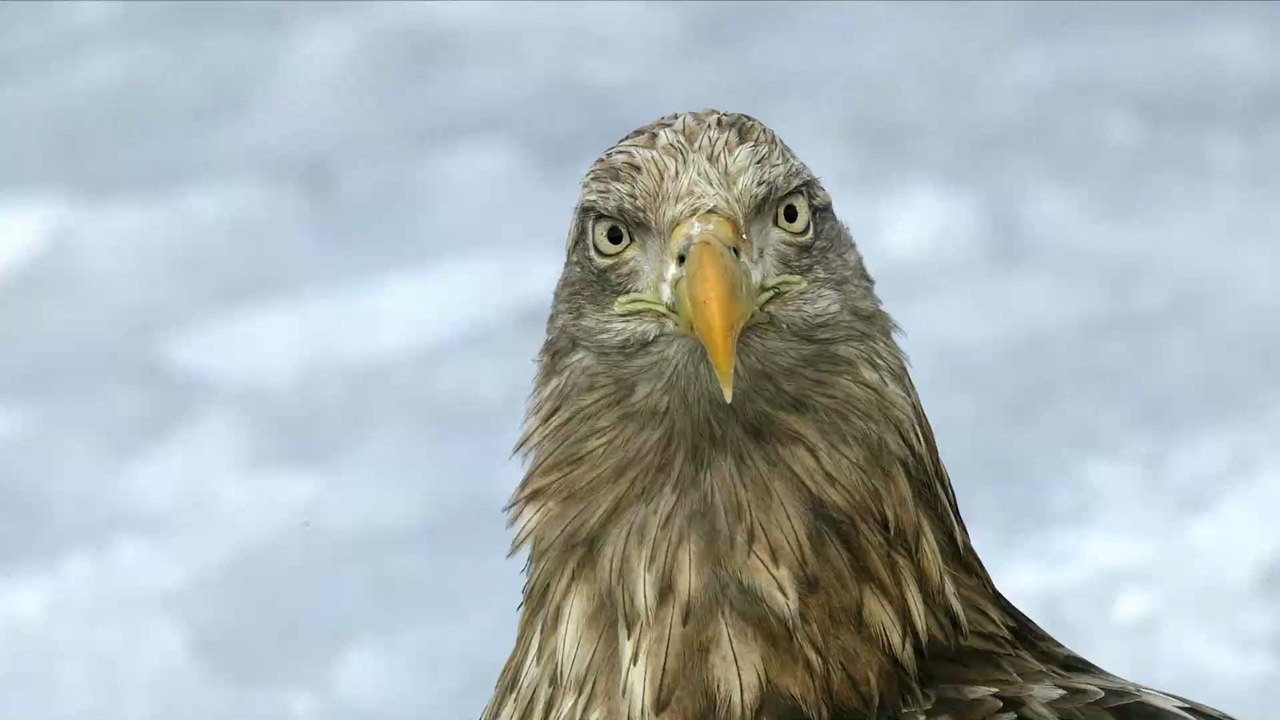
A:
0;2;1277;718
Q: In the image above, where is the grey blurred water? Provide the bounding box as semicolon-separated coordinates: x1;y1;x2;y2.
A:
0;2;1277;718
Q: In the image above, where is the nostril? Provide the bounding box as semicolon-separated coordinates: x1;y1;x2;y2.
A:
730;246;740;258
676;253;687;266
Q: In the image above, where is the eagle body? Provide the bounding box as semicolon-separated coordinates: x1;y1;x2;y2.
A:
481;111;1235;720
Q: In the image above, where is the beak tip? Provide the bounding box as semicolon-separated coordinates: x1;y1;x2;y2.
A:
717;374;735;404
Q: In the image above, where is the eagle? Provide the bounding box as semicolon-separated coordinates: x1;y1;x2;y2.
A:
480;110;1236;720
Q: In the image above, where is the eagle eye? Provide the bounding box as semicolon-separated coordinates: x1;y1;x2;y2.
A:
775;193;811;235
591;218;632;257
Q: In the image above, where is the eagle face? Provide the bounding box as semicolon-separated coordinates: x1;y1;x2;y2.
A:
549;110;881;407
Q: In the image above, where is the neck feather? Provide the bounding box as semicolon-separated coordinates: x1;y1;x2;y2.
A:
485;326;1012;720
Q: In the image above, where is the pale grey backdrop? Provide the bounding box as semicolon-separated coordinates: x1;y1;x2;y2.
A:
0;2;1276;719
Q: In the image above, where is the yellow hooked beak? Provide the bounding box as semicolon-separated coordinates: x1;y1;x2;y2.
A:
670;214;755;403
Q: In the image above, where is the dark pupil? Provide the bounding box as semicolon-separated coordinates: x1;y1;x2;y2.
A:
606;224;625;245
783;203;799;225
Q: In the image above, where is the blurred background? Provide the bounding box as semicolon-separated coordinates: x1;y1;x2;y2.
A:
0;2;1277;718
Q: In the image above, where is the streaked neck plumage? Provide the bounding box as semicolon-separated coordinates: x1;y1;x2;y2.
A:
483;299;1016;720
